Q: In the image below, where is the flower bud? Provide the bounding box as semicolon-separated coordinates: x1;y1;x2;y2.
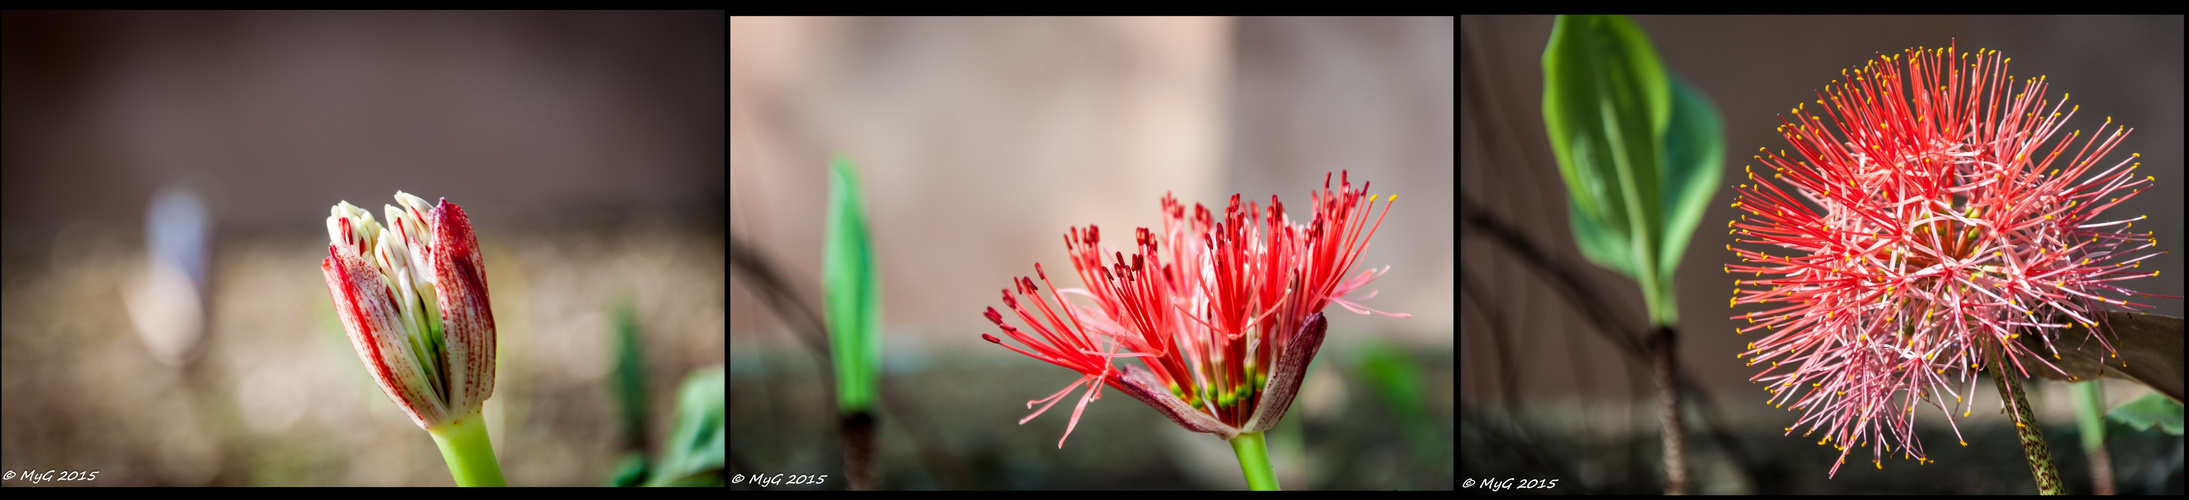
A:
322;193;495;429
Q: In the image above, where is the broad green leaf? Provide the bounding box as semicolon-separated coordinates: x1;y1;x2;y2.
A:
1568;194;1637;279
1654;74;1723;318
1543;15;1670;233
649;366;726;486
1544;15;1702;326
2105;392;2184;436
824;154;882;414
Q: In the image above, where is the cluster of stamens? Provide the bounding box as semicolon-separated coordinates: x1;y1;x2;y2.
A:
1724;40;2171;477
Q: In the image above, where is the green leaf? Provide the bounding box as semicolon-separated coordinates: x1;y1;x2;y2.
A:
609;296;649;450
606;453;649;487
824;154;882;414
1543;15;1670;235
1654;74;1723;314
649;366;726;486
1567;195;1638;279
1543;15;1718;327
2105;392;2184;436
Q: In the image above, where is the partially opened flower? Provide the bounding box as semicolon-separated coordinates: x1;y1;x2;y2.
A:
1727;40;2170;479
982;172;1406;490
323;191;505;486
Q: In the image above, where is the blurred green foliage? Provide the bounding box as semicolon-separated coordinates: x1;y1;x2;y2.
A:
1356;342;1441;475
2107;392;2185;436
610;296;650;450
648;366;725;486
825;154;883;414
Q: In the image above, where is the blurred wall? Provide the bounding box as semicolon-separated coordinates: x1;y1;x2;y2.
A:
2;10;725;232
731;17;1454;350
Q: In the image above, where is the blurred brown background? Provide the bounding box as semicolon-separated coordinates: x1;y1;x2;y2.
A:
1462;15;2184;494
732;17;1453;490
2;11;724;486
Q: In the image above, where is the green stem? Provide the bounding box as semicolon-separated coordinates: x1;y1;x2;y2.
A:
1229;431;1279;491
1988;346;2060;495
426;411;507;487
2069;381;2115;494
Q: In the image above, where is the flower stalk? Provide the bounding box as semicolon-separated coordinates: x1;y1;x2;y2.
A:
1228;432;1278;491
426;411;507;487
1989;345;2062;495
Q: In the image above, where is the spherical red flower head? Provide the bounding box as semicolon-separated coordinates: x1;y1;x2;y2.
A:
1727;40;2172;477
